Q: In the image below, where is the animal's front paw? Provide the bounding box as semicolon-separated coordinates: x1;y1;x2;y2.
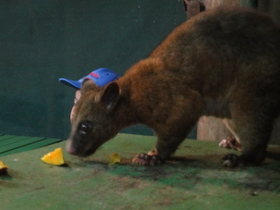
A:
222;154;244;167
132;153;163;166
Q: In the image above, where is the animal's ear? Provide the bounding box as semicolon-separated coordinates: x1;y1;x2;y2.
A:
81;79;98;94
100;82;120;111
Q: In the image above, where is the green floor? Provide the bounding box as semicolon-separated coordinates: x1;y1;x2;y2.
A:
0;133;280;209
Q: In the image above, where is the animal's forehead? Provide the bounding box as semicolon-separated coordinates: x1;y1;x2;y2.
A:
75;90;102;113
77;96;94;111
72;102;93;123
78;90;98;104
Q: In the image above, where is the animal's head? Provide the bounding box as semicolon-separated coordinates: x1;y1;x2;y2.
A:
66;79;122;157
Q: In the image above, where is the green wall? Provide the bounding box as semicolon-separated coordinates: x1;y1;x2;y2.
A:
0;0;189;139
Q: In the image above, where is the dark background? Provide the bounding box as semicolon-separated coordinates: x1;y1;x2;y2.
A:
0;0;190;139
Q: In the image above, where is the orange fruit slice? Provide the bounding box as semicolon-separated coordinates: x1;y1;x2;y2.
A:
41;148;65;166
0;161;8;171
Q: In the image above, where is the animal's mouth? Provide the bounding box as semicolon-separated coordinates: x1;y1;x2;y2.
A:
66;140;97;157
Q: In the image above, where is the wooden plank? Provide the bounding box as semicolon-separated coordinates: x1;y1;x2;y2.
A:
0;135;43;147
0;136;46;154
0;134;62;157
0;138;62;157
0;135;18;145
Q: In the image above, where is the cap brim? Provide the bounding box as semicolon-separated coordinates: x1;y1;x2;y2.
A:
59;68;120;89
59;78;81;89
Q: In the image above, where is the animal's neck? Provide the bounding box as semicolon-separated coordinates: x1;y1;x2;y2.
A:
113;78;140;129
114;59;160;127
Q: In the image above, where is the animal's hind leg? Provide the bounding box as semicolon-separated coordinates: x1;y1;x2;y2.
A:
222;114;274;167
219;137;242;151
219;119;242;151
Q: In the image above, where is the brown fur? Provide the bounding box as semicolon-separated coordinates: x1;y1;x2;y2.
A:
66;7;280;166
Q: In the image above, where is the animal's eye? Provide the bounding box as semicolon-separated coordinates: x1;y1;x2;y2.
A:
78;121;92;135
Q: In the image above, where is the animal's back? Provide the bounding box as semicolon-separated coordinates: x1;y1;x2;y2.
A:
125;6;280;117
151;6;280;69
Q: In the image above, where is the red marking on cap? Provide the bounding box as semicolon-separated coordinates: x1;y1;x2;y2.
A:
90;72;99;78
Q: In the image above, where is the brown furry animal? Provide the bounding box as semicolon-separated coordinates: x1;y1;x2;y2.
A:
66;7;280;167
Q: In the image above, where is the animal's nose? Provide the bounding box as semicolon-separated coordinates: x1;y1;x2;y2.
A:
65;140;75;155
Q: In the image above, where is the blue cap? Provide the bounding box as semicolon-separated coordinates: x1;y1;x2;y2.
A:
59;68;120;89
